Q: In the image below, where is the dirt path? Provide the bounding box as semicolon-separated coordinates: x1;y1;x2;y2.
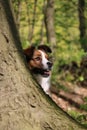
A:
51;82;87;113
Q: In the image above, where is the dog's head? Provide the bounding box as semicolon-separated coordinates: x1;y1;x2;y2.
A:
24;45;53;77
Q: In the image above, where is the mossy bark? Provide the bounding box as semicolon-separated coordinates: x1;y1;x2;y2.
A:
0;0;86;130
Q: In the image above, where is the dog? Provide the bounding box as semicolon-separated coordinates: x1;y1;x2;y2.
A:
24;45;53;95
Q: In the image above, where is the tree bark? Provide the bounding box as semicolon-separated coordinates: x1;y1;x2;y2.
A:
44;0;56;50
78;0;87;51
0;0;86;130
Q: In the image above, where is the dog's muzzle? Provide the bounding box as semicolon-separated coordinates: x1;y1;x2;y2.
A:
42;62;53;77
31;66;52;77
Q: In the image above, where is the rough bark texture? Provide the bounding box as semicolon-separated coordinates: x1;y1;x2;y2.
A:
0;0;86;130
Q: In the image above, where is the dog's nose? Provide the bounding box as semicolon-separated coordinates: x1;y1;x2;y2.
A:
47;62;53;69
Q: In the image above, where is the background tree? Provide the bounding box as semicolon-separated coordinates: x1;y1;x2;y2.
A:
0;0;87;130
78;0;87;51
28;0;37;43
44;0;56;50
12;0;21;29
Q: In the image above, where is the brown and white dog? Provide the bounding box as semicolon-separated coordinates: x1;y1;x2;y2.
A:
24;45;53;95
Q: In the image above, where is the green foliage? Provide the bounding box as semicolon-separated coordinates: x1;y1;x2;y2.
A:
68;110;87;126
55;0;79;46
84;97;87;102
68;110;80;120
78;76;84;82
80;104;87;111
52;43;85;84
76;114;87;126
57;44;84;65
21;39;30;49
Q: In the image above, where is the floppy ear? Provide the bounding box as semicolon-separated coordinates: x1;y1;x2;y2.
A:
23;46;35;62
38;45;52;53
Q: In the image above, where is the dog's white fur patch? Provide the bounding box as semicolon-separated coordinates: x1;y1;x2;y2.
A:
39;50;49;69
34;50;51;95
35;74;51;95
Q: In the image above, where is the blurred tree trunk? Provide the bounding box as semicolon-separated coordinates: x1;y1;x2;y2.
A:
25;0;31;42
16;0;21;30
12;0;21;30
40;18;45;44
44;0;56;50
0;0;86;130
28;0;37;43
78;0;87;51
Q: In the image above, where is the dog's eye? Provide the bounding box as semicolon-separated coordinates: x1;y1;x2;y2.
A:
34;57;41;61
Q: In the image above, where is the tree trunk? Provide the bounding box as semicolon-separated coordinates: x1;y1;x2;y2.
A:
78;0;87;51
0;0;86;130
28;0;37;43
25;0;31;42
44;0;56;50
39;18;45;45
12;0;21;30
16;0;21;30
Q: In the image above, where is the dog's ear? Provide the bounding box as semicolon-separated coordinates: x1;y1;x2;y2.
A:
23;46;35;62
38;45;52;53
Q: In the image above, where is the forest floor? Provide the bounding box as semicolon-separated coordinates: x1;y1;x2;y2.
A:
51;81;87;124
